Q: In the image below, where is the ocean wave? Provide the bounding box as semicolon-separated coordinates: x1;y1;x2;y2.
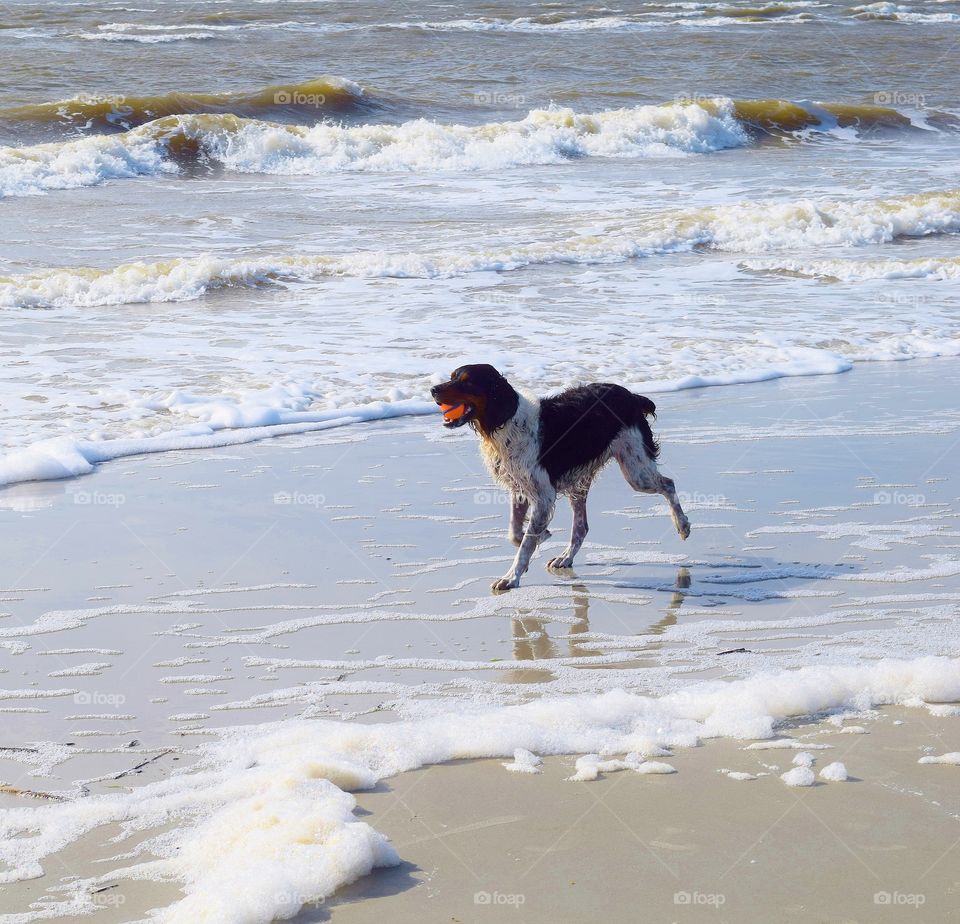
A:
78;30;216;42
3;189;958;308
77;18;363;38
0;101;750;196
0;77;370;132
399;1;960;29
0;96;931;197
402;3;823;31
741;255;960;280
852;2;960;22
407;15;653;32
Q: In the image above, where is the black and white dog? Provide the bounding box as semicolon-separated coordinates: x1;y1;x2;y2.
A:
431;364;690;591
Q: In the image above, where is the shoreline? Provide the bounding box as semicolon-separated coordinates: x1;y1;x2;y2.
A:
2;349;959;491
0;358;958;922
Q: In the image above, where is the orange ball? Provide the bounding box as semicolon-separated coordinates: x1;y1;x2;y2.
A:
440;403;466;421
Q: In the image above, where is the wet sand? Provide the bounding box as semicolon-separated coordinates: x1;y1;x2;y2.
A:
0;358;959;921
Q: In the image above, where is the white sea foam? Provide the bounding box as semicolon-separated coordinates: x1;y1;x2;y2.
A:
2;657;954;921
780;765;815;786
0;399;434;487
0;133;173;198
78;30;217;42
853;2;960;22
917;751;960;765
409;15;655;32
502;747;543;774
742;256;960;280
405;6;821;32
723;770;758;781
819;761;849;781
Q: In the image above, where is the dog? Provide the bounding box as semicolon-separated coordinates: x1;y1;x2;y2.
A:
430;364;690;591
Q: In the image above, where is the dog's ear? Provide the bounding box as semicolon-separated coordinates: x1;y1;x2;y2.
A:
478;371;519;434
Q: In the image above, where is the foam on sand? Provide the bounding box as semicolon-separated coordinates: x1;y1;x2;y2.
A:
0;398;435;488
1;657;957;921
502;748;543;774
917;752;960;766
819;762;849;781
780;766;815;786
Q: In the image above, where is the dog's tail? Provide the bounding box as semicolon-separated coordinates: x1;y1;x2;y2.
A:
630;392;660;460
633;394;656;420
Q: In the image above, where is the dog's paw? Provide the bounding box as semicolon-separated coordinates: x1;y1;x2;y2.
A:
491;575;520;593
677;517;691;541
547;556;574;571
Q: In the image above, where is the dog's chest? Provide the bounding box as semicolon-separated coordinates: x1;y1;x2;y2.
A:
479;397;542;496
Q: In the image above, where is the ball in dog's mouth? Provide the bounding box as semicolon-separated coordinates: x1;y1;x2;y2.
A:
439;402;473;428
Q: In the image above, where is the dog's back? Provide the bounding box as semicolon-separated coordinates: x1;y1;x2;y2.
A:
539;383;659;490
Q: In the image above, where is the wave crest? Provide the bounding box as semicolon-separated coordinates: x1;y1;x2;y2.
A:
0;77;370;132
0;100;750;196
0;96;932;198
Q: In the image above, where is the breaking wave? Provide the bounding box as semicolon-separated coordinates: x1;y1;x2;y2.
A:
0;96;932;198
3;189;958;308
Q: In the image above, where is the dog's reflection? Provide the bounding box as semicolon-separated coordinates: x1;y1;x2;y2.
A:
649;566;691;635
507;569;691;678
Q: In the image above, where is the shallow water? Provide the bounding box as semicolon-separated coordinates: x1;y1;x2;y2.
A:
0;0;959;483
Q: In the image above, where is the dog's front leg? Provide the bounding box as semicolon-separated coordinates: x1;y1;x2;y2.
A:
493;490;556;592
508;494;529;547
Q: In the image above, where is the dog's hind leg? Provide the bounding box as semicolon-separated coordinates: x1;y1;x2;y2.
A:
615;431;691;540
547;492;588;571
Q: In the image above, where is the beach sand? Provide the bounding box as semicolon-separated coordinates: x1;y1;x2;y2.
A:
1;358;958;921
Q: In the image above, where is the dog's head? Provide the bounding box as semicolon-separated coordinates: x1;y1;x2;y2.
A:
430;364;519;435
